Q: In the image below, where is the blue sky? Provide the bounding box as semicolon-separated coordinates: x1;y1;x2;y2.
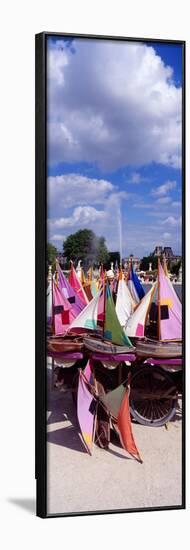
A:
47;37;182;258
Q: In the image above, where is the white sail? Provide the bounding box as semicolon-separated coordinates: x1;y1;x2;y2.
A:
116;278;135;326
125;283;157;338
127;279;140;304
68;290;101;332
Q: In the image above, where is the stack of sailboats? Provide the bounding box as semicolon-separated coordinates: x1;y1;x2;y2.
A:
47;257;182;359
47;261;87;353
68;274;135;354
124;258;182;358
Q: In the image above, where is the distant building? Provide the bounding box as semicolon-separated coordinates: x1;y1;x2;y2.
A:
123;254;140;271
152;246;163;257
163;247;174;259
151;245;181;267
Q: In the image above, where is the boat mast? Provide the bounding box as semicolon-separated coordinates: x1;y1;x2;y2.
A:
125;257;130;284
50;265;54;335
157;257;161;341
119;267;123;281
163;256;168;277
144;281;157;336
102;269;106;340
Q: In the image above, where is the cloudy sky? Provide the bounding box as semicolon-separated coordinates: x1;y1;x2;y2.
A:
47;37;182;258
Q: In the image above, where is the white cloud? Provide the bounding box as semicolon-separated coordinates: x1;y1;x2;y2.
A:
48;42;68;85
156;196;171;204
172;200;181;207
151;180;176;196
161;215;181;227
47;173;131;222
51;234;66;241
49;209;181;257
48;173;114;217
133;196;172;209
127;171;147;184
47;40;182;170
48;185;132;254
133;202;153;209
50;206;106;229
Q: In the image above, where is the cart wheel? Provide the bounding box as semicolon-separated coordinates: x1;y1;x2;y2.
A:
130;366;177;427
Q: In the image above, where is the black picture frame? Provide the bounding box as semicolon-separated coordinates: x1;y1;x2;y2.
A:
35;32;186;518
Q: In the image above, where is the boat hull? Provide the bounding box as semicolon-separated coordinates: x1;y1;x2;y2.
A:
84;336;135;355
136;339;182;359
47;337;84;353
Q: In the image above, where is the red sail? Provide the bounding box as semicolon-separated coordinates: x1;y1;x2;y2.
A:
117;390;142;462
69;263;89;307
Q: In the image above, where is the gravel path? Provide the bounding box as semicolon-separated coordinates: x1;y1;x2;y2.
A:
46;385;182;516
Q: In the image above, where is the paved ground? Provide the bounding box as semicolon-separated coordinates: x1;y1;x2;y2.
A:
46;370;182;516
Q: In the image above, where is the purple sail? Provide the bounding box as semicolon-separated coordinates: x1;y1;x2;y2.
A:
56;262;85;316
159;263;182;341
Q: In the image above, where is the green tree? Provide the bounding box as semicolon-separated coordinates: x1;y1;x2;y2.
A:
47;242;57;266
96;237;110;265
170;260;181;276
140;255;158;271
63;229;109;268
107;251;120;269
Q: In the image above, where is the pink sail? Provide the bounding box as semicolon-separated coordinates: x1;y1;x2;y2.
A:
56;262;84;315
69;263;89;307
99;265;105;287
52;280;76;335
47;281;52;327
77;371;96;454
159;263;182;340
83;358;94;385
97;285;105;323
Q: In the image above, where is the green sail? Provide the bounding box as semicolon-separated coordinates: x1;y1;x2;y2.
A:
104;284;133;347
100;384;126;419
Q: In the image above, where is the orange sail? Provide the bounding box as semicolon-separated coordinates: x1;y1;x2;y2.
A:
81;269;93;301
117;390;142;463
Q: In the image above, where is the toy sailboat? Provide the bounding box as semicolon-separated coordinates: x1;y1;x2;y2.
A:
125;258;182;358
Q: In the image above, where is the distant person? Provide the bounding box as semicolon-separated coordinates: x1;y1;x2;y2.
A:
106;269;117;304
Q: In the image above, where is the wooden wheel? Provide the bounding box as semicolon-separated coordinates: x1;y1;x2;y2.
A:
130;366;177;427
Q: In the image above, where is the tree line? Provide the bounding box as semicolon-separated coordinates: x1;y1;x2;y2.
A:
47;229;181;276
47;229;118;270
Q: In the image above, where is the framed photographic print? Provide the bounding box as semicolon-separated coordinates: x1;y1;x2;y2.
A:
35;32;185;518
